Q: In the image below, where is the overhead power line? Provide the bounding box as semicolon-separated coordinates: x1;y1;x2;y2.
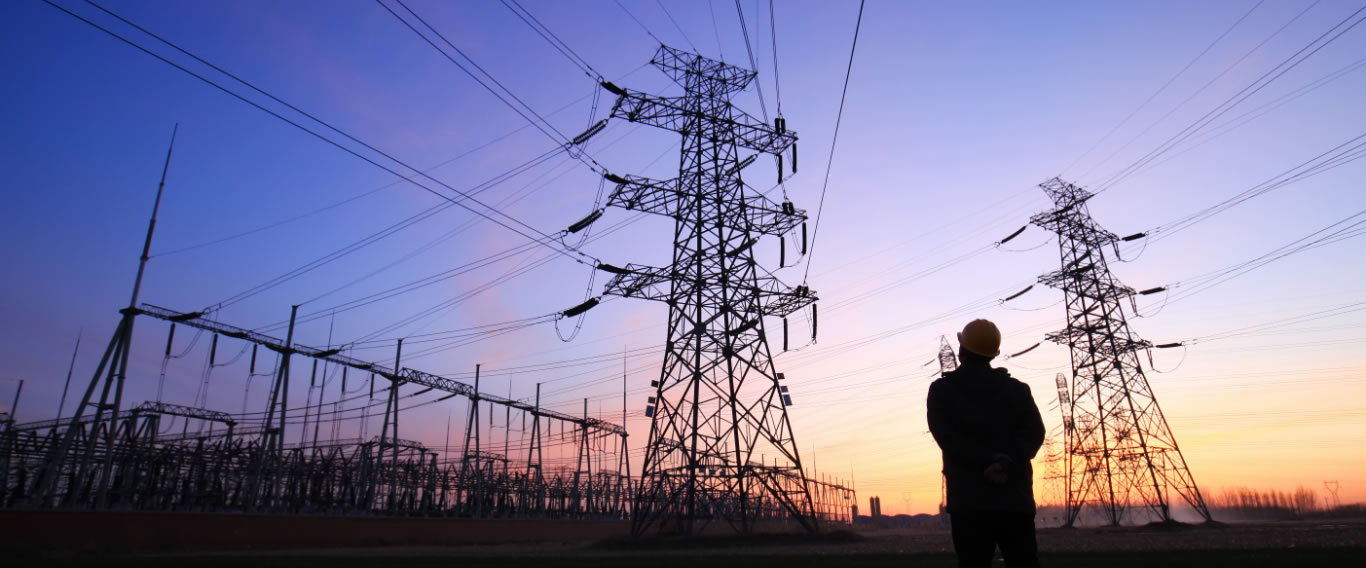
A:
1096;2;1366;193
803;0;865;285
55;0;599;279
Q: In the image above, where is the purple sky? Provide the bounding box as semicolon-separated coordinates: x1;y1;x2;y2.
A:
2;0;1364;513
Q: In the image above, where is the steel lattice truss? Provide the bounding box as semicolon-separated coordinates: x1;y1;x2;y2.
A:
1031;177;1212;526
600;45;818;536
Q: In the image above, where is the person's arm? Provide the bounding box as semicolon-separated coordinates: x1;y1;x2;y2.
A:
1013;383;1046;463
927;380;995;468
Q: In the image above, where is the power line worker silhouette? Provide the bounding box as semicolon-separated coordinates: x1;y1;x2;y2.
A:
928;319;1046;567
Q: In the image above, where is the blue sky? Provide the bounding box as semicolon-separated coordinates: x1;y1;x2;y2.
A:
2;0;1364;513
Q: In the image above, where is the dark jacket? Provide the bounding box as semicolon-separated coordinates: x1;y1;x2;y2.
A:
927;357;1046;513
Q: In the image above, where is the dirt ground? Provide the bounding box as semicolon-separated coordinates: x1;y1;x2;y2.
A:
9;516;1366;567
174;517;1366;557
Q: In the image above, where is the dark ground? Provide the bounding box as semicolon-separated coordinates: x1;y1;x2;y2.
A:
11;517;1366;567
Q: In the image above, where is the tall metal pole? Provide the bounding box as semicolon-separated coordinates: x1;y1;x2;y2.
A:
8;381;22;423
56;331;82;420
30;125;179;507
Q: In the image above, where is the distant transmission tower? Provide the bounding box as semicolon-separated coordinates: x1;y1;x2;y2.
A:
1031;177;1212;526
597;45;817;536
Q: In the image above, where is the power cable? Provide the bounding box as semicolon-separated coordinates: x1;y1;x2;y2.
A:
707;0;726;60
1078;0;1323;183
769;0;782;117
58;0;597;279
656;0;699;52
1061;0;1265;176
802;0;864;285
1096;2;1366;193
500;0;602;80
616;0;665;45
734;0;769;121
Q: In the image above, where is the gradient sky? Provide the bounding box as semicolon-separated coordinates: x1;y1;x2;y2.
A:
2;0;1364;516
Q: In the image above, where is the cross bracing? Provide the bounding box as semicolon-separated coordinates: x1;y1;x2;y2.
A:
1032;177;1213;527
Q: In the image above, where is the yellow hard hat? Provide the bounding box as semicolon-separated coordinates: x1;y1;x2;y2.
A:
958;319;1001;358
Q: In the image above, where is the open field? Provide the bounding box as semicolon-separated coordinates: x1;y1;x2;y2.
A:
9;516;1365;567
11;549;1366;568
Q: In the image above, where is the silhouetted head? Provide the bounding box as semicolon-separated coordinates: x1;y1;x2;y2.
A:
957;319;1001;362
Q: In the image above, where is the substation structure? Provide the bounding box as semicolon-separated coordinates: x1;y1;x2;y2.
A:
0;45;858;531
594;45;832;536
2;304;633;518
1031;177;1213;526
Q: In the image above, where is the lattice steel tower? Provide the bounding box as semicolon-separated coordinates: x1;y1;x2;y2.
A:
597;45;817;536
1030;177;1212;526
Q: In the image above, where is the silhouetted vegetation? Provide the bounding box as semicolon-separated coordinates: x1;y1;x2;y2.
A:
1209;486;1320;520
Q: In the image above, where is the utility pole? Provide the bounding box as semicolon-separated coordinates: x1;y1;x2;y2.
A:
597;45;817;536
1031;177;1212;526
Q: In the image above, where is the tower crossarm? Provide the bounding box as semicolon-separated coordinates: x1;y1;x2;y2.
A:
604;172;805;235
132;401;236;426
651;44;757;92
1038;272;1137;300
604;88;797;155
401;368;625;436
601;265;815;317
1044;329;1151;356
600;263;674;302
754;277;817;318
605;173;683;217
370;435;428;451
743;192;807;235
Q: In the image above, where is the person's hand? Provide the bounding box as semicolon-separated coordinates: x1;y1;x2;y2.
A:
984;462;1007;485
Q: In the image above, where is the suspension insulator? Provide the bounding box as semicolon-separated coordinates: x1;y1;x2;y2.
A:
811;303;819;341
249;344;258;374
791;143;797;173
369;373;375;399
777;153;784;183
1009;342;1041;358
562;298;600;318
726;238;758;257
209;333;219;366
596;263;631;275
726;319;759;336
165;323;177;356
780;236;786;267
1002;285;1034;302
731;154;756;174
567;209;603;233
341;366;348;392
570;120;607;145
998;225;1028;245
801;222;809;254
782;201;796;215
783;317;789;351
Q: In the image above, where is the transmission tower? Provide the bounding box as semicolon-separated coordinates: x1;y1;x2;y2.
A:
596;45;817;536
1030;177;1212;526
